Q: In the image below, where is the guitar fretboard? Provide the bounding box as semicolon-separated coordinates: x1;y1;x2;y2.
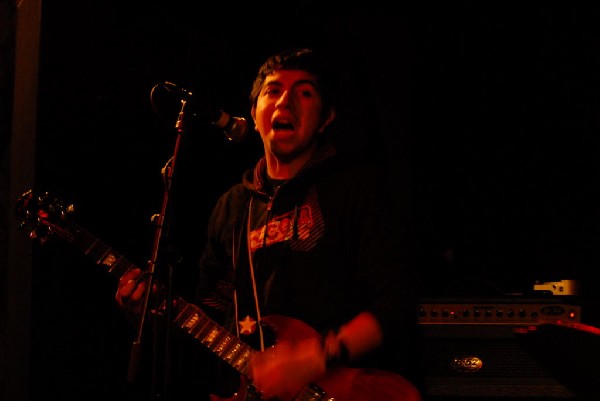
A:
52;219;137;278
172;300;254;374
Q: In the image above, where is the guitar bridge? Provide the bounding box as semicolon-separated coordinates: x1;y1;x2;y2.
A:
297;382;333;401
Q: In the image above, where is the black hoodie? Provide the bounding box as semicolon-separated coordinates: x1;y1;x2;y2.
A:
193;143;422;395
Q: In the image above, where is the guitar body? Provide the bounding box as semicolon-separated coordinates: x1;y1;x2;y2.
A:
312;367;421;401
208;315;421;401
208;379;250;401
210;368;420;401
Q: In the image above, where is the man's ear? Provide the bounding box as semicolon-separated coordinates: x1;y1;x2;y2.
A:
318;108;336;133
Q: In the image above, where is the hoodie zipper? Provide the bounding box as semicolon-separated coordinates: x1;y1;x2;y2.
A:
262;185;280;248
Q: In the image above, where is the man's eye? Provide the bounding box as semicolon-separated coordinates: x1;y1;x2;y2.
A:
265;88;280;96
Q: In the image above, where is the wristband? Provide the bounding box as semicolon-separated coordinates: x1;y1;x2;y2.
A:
325;333;350;368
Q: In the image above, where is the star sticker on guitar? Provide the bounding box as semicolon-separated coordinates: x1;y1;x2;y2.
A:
239;315;257;335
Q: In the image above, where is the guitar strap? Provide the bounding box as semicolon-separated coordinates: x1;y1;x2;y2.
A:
231;192;250;335
233;194;266;351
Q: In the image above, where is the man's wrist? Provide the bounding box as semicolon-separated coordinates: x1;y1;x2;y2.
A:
324;331;350;368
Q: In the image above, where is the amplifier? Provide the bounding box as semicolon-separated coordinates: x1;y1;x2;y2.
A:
418;298;581;399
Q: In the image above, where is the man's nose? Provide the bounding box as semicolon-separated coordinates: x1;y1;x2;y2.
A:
275;90;293;109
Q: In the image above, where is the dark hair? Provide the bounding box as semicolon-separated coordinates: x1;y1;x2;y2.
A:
249;48;338;114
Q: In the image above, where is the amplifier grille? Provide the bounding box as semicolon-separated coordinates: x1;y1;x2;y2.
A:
424;337;551;378
419;299;582;399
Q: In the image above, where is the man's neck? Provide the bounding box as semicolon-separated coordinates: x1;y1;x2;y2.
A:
265;147;316;180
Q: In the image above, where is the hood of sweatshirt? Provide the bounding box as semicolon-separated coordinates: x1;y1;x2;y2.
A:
241;143;338;198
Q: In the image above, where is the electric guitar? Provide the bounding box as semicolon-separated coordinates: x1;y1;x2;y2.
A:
15;189;421;401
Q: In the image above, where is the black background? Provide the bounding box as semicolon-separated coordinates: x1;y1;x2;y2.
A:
20;1;600;400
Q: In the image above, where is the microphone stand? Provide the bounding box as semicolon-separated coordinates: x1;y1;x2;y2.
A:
127;98;189;400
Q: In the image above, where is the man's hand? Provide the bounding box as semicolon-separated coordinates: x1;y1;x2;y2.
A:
115;267;149;315
249;337;326;401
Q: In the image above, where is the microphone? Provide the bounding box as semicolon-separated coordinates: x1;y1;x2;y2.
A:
162;81;248;142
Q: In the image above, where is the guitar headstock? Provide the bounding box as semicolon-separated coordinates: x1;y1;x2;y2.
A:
15;189;75;243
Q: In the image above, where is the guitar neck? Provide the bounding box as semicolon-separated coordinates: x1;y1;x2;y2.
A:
45;217;256;375
46;218;138;278
172;299;255;375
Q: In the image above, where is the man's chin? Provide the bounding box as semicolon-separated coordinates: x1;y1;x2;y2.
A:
272;149;299;164
270;139;319;164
